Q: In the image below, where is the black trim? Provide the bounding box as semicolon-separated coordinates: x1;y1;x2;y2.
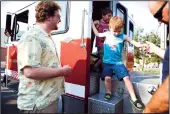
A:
17;10;29;23
11;10;29;41
129;20;134;47
116;3;127;35
5;14;12;34
11;14;17;41
129;21;134;37
167;25;169;46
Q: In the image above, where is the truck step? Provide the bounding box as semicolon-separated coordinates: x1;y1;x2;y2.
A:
89;72;100;96
88;93;123;113
99;75;159;103
99;78;125;95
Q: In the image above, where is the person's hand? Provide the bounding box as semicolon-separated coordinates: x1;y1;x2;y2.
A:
93;20;99;25
62;65;72;76
138;43;149;50
143;41;157;54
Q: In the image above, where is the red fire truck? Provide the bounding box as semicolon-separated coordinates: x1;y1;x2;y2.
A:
1;1;169;113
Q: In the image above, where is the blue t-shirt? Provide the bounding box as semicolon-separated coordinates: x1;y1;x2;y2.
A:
162;47;169;82
103;32;124;64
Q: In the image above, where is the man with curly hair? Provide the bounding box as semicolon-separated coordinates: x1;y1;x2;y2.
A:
17;1;71;113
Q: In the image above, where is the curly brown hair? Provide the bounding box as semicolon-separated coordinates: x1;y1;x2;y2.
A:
35;1;61;22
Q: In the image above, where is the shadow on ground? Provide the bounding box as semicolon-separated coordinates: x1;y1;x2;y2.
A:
1;87;19;114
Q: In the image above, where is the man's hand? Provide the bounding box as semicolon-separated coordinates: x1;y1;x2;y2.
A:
141;41;165;58
61;65;72;76
143;41;157;54
138;43;149;52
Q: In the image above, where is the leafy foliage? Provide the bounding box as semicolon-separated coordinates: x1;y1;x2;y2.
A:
134;28;161;70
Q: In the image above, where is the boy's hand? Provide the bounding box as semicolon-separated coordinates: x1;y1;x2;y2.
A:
93;20;99;25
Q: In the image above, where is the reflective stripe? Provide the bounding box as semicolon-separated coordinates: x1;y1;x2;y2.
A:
65;82;85;98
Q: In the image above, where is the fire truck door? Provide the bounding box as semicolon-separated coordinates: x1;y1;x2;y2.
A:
60;1;92;113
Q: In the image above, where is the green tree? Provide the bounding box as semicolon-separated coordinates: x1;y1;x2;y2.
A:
134;27;144;63
144;32;161;67
134;29;161;71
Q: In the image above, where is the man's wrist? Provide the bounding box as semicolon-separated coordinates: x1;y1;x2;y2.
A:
153;45;159;54
60;68;65;76
55;67;64;76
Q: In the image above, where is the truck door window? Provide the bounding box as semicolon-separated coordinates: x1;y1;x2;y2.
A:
51;1;70;35
12;10;29;41
129;21;134;47
129;21;134;38
116;3;127;35
16;22;28;40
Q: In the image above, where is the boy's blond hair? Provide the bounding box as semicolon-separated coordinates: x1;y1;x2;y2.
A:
109;16;124;30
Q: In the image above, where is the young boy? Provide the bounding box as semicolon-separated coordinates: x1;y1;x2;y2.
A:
92;16;144;110
92;8;112;72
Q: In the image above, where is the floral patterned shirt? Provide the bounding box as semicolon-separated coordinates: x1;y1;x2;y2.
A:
17;25;65;110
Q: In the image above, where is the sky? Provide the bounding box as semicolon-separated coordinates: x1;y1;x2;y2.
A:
120;1;160;34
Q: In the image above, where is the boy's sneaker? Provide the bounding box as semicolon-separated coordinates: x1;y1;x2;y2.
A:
104;93;112;101
130;99;145;110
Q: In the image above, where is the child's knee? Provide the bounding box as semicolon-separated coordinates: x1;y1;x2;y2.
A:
105;76;112;81
123;76;130;81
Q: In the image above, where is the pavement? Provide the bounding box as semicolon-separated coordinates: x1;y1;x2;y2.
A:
1;86;19;114
0;70;161;114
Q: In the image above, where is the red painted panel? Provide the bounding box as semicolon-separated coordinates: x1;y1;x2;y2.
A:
126;48;134;71
60;39;91;86
7;46;18;71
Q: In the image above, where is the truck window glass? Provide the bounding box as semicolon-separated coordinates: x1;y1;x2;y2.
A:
116;8;125;34
51;1;69;35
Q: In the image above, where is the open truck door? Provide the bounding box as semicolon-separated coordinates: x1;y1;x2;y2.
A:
6;10;29;89
54;1;92;113
3;2;35;90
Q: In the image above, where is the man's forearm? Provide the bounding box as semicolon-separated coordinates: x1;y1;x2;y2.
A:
24;66;64;80
153;46;165;58
143;76;169;113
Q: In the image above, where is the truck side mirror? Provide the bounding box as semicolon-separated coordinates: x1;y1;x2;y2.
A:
5;14;12;37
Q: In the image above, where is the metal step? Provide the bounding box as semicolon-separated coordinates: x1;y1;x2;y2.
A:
62;95;84;113
89;72;101;96
98;74;160;113
99;77;125;96
99;75;159;101
88;93;123;113
125;75;159;105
